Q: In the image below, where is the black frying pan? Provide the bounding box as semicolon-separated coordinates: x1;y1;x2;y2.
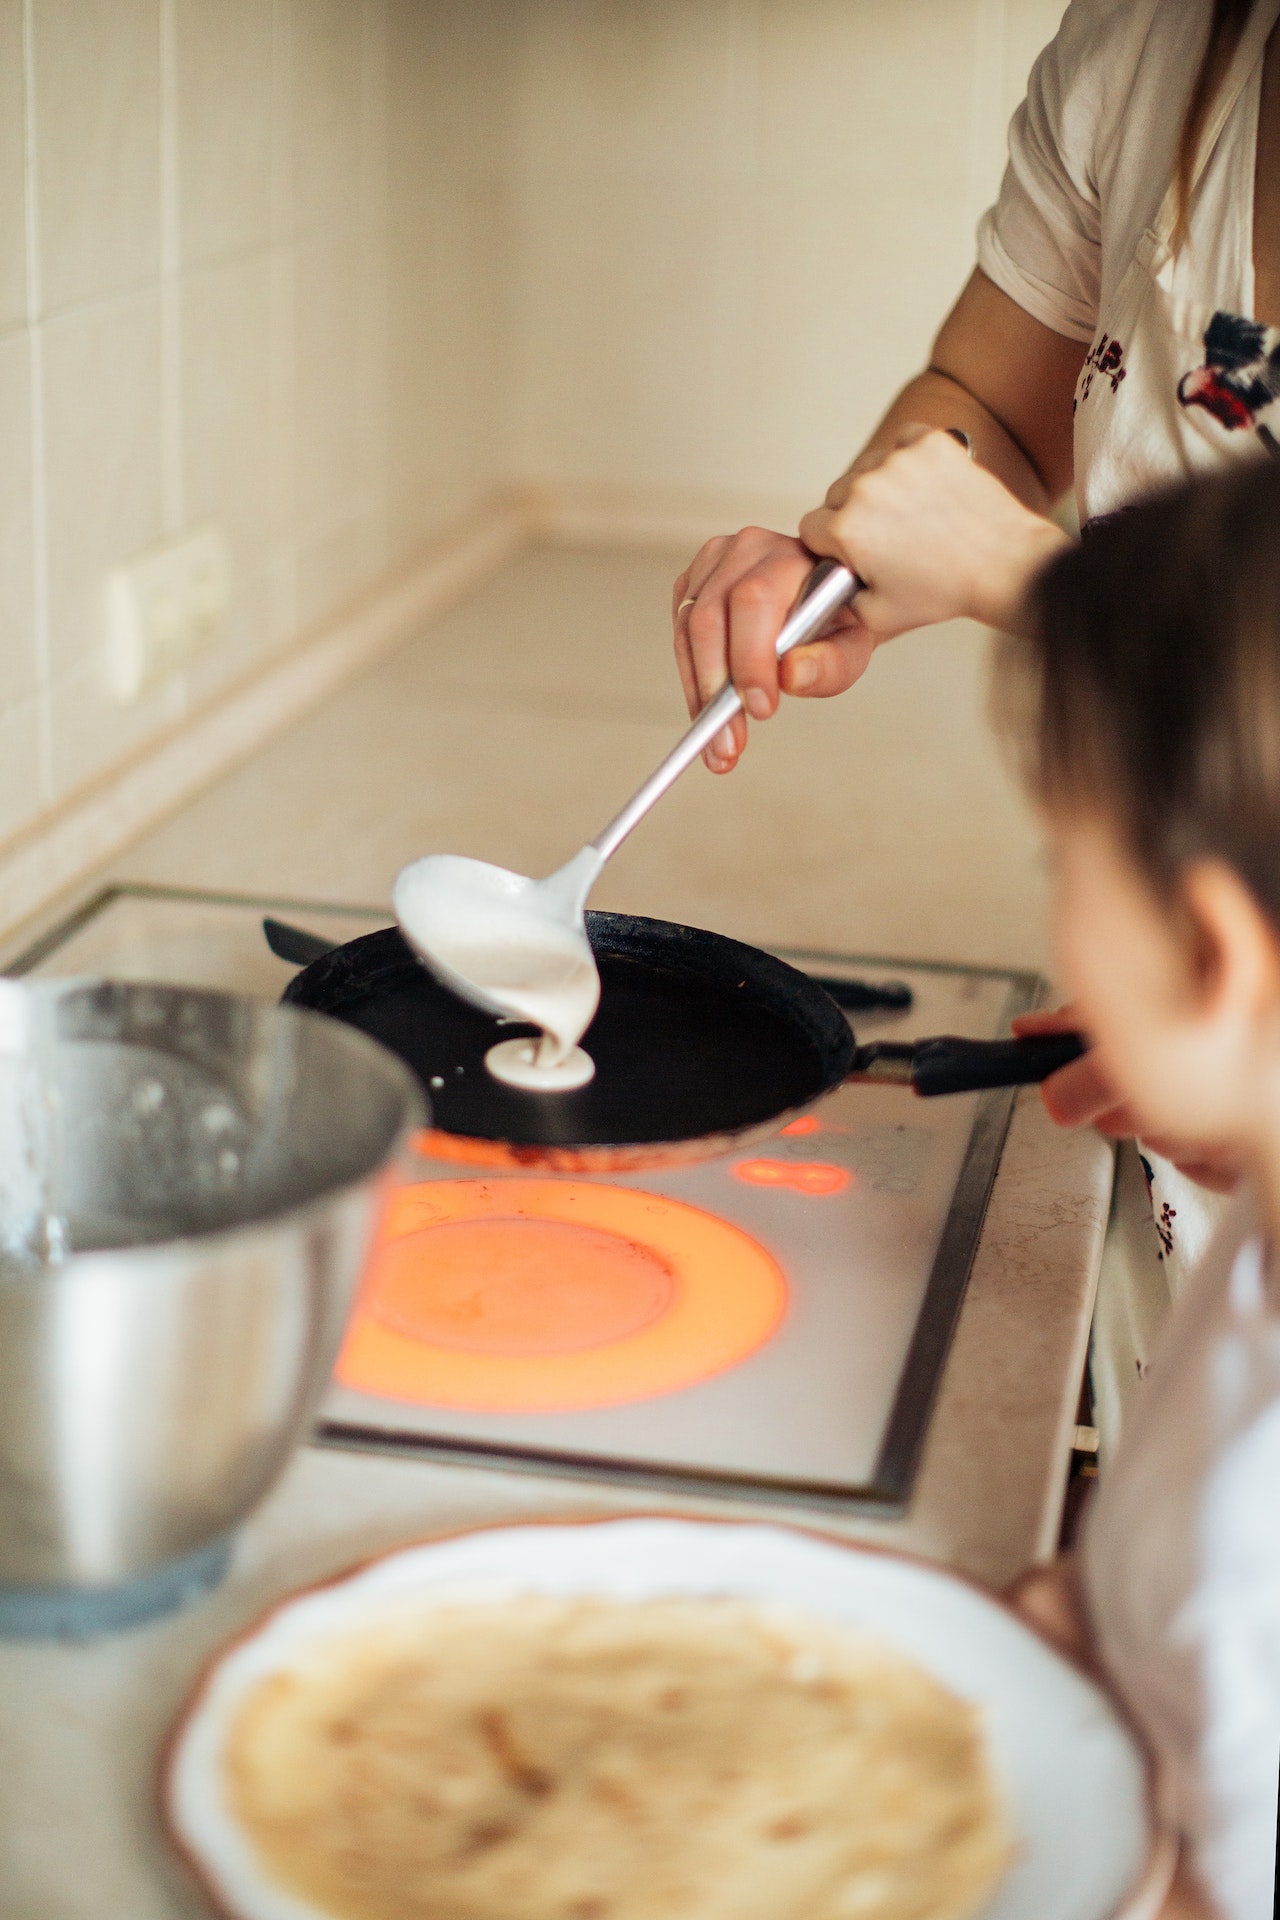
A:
272;912;1083;1172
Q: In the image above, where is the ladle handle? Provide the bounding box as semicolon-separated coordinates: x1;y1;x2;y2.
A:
590;559;861;864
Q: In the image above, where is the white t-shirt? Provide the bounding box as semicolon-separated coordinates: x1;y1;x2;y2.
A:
977;0;1259;344
1083;1194;1280;1920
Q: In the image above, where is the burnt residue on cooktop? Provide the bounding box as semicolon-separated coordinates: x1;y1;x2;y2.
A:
283;912;853;1149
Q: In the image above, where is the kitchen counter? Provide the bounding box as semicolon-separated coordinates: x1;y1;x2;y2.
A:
0;544;1111;1918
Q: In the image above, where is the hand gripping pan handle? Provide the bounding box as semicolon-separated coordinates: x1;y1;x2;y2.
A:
851;1030;1087;1096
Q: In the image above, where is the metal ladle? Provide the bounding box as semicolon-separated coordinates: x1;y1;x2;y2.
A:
393;560;859;1085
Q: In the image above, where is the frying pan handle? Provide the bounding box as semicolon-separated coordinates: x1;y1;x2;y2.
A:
590;560;861;864
262;917;338;967
851;1031;1087;1095
910;1031;1086;1097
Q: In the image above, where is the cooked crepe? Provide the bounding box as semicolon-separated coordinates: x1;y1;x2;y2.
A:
224;1595;1011;1920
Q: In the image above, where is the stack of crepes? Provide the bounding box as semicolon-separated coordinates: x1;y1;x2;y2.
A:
223;1594;1012;1920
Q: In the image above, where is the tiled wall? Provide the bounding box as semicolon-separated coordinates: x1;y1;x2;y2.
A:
0;0;1067;862
0;0;513;850
507;0;1065;510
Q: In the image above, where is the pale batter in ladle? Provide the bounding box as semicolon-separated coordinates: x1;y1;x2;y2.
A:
394;563;859;1091
393;850;602;1091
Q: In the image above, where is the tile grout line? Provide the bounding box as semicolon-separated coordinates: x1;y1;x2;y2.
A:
360;0;390;582
159;0;183;538
159;0;188;730
21;0;52;807
710;1;760;482
270;0;298;645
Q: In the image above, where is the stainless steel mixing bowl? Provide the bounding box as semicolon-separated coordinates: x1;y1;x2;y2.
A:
0;978;423;1634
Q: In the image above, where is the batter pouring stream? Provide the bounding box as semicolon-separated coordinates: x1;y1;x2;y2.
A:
393;850;603;1091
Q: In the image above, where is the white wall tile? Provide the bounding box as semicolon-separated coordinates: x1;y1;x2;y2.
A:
509;170;726;492
0;0;28;332
178;244;301;703
175;0;275;268
384;0;511;560
42;289;164;677
289;0;365;237
714;177;977;498
388;0;516;195
0;694;44;845
387;182;505;559
508;0;1010;505
184;554;290;709
0;331;37;706
360;0;389;230
354;220;389;562
756;0;978;185
293;229;366;540
0;0;1062;870
181;252;282;579
33;0;162;314
47;651;179;802
295;511;380;633
511;0;741;184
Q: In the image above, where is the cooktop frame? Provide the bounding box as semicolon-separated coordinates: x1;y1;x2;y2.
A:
8;882;1040;1516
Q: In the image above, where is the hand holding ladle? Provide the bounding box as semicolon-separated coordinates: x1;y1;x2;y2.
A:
393;561;861;1089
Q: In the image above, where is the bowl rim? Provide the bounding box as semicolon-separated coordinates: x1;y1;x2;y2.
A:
0;978;426;1268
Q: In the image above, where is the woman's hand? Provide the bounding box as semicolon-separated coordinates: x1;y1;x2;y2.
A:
672;529;872;774
1012;1007;1244;1193
799;425;1070;637
671;427;1069;775
1004;1557;1097;1671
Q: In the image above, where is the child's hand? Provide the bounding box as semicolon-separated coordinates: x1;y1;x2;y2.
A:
1006;1566;1209;1920
1003;1558;1097;1673
1011;1008;1244;1193
1012;1007;1139;1134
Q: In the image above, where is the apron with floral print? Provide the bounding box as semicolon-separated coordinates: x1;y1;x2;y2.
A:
1070;0;1280;1454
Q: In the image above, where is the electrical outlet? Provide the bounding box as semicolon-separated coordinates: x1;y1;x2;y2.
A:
104;525;231;705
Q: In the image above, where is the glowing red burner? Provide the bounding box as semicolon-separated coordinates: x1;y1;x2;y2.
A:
368;1217;677;1356
337;1179;787;1414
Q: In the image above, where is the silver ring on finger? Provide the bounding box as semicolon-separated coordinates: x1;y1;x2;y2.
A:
677;596;697;616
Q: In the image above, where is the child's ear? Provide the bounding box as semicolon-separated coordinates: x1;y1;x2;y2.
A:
1178;859;1280;1028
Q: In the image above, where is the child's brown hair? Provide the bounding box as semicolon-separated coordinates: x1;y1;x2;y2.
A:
998;463;1280;925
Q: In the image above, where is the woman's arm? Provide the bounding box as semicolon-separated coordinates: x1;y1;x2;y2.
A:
674;270;1084;773
834;266;1082;510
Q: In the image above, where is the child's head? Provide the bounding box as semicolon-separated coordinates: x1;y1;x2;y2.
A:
1001;464;1280;1157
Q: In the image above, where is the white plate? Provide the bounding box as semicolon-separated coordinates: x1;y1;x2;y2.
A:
163;1516;1162;1920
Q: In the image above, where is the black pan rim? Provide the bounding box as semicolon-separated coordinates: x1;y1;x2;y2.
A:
281;909;856;1170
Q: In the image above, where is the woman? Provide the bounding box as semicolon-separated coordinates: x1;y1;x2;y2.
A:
998;468;1280;1920
672;0;1280;1444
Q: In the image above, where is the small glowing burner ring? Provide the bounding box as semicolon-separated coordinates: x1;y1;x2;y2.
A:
337;1178;787;1412
731;1158;852;1196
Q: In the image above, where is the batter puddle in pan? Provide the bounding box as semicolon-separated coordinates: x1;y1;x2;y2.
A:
337;1179;787;1413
